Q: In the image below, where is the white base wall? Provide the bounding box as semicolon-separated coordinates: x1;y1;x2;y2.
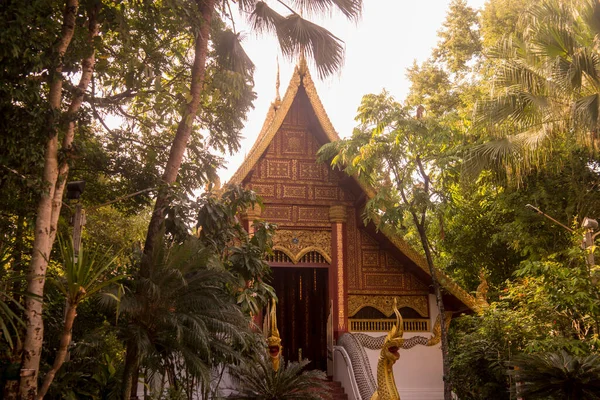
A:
343;294;444;400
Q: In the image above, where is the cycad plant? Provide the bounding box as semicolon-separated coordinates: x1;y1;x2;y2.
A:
37;237;124;399
119;237;255;398
229;354;331;400
509;350;600;399
0;244;25;350
472;0;600;178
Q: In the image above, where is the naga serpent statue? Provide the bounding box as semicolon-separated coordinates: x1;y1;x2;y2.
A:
266;298;283;371
370;298;404;400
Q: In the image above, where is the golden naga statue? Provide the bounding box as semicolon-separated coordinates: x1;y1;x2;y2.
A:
266;298;283;372
371;298;404;400
475;270;490;311
425;311;453;346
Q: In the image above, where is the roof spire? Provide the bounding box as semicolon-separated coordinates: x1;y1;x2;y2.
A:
298;45;308;76
275;57;281;105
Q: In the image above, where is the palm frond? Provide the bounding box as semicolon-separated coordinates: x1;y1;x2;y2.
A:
250;1;286;34
250;2;344;78
289;0;362;21
213;30;255;77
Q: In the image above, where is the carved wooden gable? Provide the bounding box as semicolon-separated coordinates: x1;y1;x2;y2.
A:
231;62;479;313
243;89;430;301
245;93;354;229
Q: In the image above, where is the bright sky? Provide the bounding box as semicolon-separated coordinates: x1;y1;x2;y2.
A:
219;0;487;182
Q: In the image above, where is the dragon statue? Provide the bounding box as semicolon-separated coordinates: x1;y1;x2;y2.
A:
370;298;404;400
265;298;283;372
475;270;490;311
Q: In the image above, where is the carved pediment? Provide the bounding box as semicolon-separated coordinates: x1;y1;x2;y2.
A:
348;295;429;318
272;229;331;263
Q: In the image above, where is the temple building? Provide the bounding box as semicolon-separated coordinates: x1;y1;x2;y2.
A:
228;58;480;400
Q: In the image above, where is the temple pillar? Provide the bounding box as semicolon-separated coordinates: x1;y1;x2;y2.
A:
241;204;262;329
242;204;262;235
329;205;348;338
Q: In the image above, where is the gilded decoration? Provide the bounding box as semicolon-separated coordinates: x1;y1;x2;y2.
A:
227;57;479;312
272;230;331;263
336;223;346;331
371;298;403;400
476;270;490;311
265;298;282;372
241;203;262;220
427;312;452;346
347;207;358;290
329;205;347;223
348;295;429;318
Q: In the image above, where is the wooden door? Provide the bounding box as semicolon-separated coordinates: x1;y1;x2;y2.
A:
272;267;329;371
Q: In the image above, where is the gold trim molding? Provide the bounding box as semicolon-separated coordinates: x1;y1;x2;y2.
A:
329;205;347;223
272;230;331;263
348;295;429;318
227;58;478;312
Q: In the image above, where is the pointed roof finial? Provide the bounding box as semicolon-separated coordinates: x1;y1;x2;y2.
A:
298;46;308;76
275;57;281;105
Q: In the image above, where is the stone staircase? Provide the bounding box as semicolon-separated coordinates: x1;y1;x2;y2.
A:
323;377;349;400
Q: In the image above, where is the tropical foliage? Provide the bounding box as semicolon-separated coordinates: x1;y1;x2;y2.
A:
3;0;600;398
472;0;600;178
510;351;600;399
229;355;331;400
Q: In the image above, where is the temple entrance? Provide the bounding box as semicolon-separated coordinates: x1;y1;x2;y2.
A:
271;266;329;371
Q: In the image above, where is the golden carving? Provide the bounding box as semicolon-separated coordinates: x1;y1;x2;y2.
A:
376;219;480;312
272;230;331;263
241;203;262;220
298;206;330;222
476;270;490;311
426;312;452;346
265;298;282;371
228;57;477;313
336;223;345;330
348;295;429;318
329;205;347;223
371;298;403;400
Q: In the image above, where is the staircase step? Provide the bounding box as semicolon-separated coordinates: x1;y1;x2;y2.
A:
322;378;348;400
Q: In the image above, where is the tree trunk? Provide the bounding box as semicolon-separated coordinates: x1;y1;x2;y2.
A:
35;304;77;399
121;340;139;400
140;0;216;278
19;1;79;397
121;1;215;397
414;221;452;400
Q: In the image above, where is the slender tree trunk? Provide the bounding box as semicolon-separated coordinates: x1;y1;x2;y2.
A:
121;340;139;400
19;1;79;397
35;304;77;399
48;1;100;253
4;211;24;399
414;221;452;400
140;0;215;278
121;1;215;397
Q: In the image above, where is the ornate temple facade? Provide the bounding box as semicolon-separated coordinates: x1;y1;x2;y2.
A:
229;60;480;399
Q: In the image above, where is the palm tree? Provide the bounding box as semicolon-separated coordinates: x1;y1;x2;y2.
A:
134;3;362;393
37;237;125;399
471;0;600;178
119;237;256;398
509;350;600;399
229;354;331;400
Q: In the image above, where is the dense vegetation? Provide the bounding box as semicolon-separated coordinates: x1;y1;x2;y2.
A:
322;0;600;398
2;0;600;399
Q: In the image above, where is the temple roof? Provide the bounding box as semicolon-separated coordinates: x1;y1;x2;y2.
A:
229;60;481;313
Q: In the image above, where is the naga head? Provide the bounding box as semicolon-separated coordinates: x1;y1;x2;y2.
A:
266;298;282;371
382;298;404;364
